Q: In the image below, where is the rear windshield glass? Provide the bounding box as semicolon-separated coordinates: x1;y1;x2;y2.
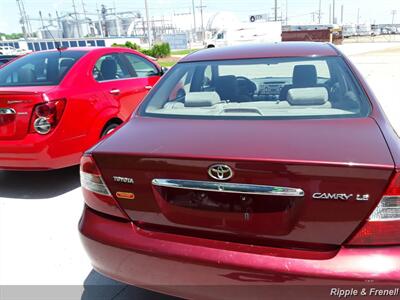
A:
141;56;370;119
0;50;87;87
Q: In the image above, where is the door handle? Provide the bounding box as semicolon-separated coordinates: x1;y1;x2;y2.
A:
109;89;120;95
144;85;153;90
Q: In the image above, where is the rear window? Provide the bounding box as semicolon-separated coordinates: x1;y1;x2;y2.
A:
0;50;87;87
141;56;370;119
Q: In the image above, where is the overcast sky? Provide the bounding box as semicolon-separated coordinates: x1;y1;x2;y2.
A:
1;0;400;33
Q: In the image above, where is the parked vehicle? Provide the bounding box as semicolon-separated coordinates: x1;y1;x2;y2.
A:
205;22;282;48
79;42;400;298
0;46;29;55
0;55;18;67
0;46;16;55
355;23;372;36
342;24;357;37
0;47;162;170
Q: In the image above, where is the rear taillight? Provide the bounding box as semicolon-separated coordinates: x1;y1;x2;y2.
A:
80;154;129;219
348;172;400;246
30;99;66;134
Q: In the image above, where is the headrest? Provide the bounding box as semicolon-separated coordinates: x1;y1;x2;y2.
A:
287;87;328;105
215;75;238;100
100;57;117;80
60;59;75;68
184;92;221;107
293;65;317;86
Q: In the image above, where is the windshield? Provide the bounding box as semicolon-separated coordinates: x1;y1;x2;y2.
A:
141;56;370;119
0;50;88;87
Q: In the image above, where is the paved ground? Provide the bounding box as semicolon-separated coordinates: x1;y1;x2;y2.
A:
1;42;400;299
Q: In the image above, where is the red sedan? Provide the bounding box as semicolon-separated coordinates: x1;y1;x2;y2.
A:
79;42;400;299
0;47;162;170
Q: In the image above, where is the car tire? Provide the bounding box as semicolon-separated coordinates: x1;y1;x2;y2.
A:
101;123;120;138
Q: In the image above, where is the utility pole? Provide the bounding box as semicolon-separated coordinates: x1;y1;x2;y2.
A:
357;8;360;25
81;0;90;36
144;0;152;47
391;10;397;25
16;0;32;38
56;11;62;34
285;0;288;25
39;11;45;29
71;0;82;37
192;0;196;40
196;0;206;42
274;0;278;21
341;5;344;24
16;0;28;38
113;1;120;37
200;0;205;41
318;0;322;24
332;0;336;24
96;4;104;37
329;4;332;24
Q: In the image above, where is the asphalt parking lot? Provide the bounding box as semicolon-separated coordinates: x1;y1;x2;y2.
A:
1;42;400;299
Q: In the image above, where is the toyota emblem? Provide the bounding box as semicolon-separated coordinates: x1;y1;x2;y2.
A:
208;164;233;181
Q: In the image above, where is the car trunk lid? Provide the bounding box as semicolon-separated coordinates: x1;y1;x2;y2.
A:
92;117;394;249
0;86;55;140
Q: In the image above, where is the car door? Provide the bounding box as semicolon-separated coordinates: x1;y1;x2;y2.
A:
93;52;161;120
119;52;161;115
93;52;137;120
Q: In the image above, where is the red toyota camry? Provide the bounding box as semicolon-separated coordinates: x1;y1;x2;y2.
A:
79;43;400;299
0;47;162;170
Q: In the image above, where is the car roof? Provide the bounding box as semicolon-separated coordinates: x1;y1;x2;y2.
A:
180;42;339;62
30;46;143;55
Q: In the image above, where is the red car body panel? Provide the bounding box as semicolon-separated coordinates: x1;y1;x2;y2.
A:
79;43;400;298
80;207;400;299
91;117;393;248
0;47;161;170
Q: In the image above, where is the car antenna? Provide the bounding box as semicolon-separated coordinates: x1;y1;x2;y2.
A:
42;24;66;52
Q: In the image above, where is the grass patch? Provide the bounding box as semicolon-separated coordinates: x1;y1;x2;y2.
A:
171;49;200;56
159;60;177;67
158;56;180;67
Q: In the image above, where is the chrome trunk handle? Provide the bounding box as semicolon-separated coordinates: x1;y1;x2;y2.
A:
152;179;304;197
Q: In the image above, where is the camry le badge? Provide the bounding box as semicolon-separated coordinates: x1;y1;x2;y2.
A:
313;193;369;201
208;164;233;181
112;176;134;184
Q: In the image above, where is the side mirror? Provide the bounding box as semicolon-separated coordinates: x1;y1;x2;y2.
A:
160;66;169;75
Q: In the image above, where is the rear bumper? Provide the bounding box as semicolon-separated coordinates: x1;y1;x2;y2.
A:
0;133;83;170
79;206;400;299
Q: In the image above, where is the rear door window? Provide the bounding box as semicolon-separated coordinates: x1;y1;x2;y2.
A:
123;53;159;78
0;50;87;86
